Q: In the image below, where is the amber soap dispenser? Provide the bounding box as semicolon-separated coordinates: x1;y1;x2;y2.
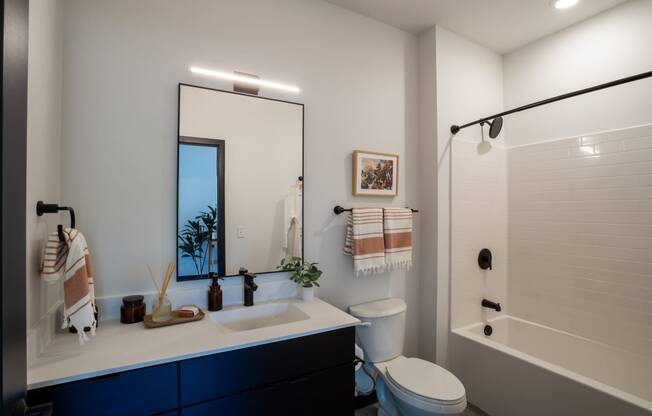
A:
208;272;223;311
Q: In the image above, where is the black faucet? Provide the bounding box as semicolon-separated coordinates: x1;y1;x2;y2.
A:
240;267;258;307
481;298;501;312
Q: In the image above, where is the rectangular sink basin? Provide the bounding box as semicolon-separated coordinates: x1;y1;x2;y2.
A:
209;302;310;332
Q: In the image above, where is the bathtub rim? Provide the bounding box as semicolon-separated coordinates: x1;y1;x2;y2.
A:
452;315;652;412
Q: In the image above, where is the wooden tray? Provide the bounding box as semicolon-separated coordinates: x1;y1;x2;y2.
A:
143;307;205;328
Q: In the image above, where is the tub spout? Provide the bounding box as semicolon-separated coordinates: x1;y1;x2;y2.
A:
482;298;501;312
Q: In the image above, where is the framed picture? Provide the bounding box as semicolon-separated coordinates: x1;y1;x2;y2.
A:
352;150;399;196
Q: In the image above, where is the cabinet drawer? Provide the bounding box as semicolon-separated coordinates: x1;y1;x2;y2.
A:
182;363;354;416
28;363;179;416
286;326;354;378
288;363;354;415
181;381;289;416
180;327;354;406
180;340;288;406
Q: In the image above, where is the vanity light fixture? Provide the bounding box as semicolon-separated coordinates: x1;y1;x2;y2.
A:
189;66;300;93
553;0;580;9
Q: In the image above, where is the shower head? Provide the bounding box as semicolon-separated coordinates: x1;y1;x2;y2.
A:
482;116;503;139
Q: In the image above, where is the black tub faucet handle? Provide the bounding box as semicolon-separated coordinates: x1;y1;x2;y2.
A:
478;248;492;270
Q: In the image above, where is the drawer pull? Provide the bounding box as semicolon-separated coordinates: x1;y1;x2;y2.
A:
253;383;277;392
89;372;121;382
288;376;308;384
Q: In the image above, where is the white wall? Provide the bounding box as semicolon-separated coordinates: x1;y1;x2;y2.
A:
60;0;421;355
416;28;437;362
504;0;652;146
26;0;64;365
424;26;508;366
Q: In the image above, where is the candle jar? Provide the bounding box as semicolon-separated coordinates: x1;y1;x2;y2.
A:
120;295;145;324
152;296;172;322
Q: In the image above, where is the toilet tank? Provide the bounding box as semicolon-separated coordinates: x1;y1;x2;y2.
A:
349;298;406;363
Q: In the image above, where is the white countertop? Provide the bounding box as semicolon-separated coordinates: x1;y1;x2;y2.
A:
28;298;360;390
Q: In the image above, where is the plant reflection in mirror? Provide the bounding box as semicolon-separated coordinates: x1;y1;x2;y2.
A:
178;206;217;277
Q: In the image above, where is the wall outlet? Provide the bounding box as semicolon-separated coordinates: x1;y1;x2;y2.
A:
237;226;245;239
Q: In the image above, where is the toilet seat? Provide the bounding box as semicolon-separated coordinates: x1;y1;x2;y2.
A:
384;358;466;409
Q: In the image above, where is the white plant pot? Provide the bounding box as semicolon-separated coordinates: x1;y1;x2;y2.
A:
302;286;314;302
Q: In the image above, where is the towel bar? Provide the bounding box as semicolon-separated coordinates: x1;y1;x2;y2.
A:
333;205;419;215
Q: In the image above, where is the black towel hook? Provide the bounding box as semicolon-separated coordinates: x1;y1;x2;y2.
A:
36;201;76;242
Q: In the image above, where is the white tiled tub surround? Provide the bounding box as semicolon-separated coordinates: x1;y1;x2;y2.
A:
508;123;652;358
451;139;508;329
449;124;652;416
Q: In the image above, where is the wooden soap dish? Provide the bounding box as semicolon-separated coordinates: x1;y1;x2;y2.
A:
143;306;205;329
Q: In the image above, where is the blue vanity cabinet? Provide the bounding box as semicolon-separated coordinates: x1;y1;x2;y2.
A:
287;363;355;415
181;363;354;416
27;362;179;416
179;326;354;407
28;327;355;415
181;380;290;416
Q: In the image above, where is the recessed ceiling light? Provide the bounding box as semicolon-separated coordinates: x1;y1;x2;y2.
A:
190;66;300;93
553;0;580;9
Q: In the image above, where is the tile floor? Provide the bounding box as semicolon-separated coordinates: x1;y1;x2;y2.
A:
355;403;489;416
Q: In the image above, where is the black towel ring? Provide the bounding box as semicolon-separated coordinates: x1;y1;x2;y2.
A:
36;201;76;242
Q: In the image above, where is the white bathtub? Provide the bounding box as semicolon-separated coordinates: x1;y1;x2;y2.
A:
450;316;652;416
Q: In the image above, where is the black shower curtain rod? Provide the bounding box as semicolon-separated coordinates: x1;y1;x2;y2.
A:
450;70;652;135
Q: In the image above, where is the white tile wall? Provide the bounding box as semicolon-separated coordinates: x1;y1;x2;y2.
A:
508;124;652;357
452;140;508;329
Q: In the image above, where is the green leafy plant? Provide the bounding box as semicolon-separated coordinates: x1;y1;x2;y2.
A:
277;257;323;288
178;206;217;277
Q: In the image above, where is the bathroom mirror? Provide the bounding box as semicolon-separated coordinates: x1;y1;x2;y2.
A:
177;84;303;280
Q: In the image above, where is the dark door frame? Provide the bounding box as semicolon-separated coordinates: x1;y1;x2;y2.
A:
1;0;29;414
177;136;227;281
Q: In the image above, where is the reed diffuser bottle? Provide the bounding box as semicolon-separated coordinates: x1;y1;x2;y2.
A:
152;262;175;322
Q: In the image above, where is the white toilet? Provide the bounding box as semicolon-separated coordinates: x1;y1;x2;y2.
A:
349;298;466;416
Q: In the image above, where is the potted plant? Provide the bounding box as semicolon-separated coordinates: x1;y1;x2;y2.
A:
278;257;322;302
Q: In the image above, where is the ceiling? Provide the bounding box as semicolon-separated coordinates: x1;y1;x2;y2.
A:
324;0;630;54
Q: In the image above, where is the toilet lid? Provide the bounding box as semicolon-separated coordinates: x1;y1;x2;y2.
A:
386;358;465;402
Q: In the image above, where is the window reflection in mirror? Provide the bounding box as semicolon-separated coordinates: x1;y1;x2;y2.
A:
177;139;225;280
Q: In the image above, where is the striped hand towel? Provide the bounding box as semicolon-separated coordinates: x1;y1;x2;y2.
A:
41;228;97;344
383;208;413;270
344;208;386;275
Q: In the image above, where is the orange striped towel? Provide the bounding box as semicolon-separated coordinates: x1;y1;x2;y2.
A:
41;228;97;344
383;208;413;270
344;208;386;275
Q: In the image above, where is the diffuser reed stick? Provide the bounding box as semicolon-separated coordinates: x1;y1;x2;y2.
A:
152;261;175;316
159;262;174;304
147;264;160;293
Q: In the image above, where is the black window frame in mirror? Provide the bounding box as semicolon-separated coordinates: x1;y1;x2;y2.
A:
177;136;226;281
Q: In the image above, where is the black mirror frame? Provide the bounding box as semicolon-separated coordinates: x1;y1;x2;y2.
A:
176;83;304;281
